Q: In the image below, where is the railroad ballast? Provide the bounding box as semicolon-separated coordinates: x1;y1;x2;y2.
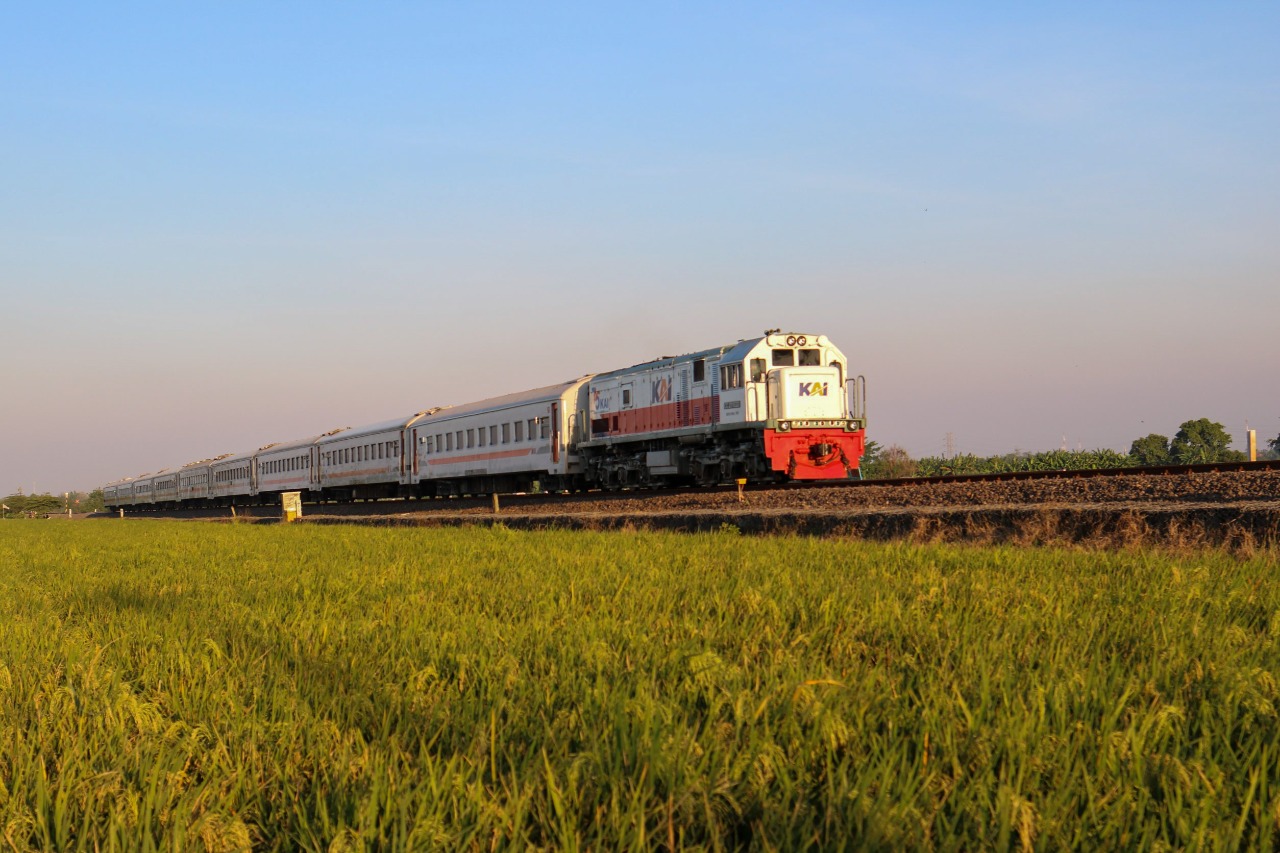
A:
102;331;868;508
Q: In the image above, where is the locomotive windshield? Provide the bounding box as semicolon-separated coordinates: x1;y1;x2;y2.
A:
772;348;824;367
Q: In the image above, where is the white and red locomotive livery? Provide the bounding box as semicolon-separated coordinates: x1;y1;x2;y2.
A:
102;330;867;509
581;331;865;485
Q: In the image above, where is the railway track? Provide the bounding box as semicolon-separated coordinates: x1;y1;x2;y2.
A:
810;458;1280;487
111;460;1280;518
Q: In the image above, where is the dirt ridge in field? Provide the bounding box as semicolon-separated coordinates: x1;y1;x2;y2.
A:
319;472;1280;550
291;500;1275;550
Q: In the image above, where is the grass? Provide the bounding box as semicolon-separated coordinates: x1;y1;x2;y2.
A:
1;521;1278;850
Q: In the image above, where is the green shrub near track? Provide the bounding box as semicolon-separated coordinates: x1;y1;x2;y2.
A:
912;449;1136;478
1;522;1278;850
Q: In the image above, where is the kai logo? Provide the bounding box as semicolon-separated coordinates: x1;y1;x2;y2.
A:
798;382;829;397
652;377;672;404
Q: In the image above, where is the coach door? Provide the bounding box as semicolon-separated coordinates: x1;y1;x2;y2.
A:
551;403;560;464
410;428;420;480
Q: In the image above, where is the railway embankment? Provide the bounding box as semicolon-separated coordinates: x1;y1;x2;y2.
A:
111;468;1280;550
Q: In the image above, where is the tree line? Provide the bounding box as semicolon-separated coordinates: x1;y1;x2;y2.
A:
1;489;104;518
862;419;1278;480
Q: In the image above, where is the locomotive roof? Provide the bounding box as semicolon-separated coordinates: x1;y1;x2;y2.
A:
719;332;833;364
716;338;766;365
591;332;834;382
592;343;742;381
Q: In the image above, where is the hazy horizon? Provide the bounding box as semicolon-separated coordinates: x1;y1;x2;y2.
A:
3;4;1277;493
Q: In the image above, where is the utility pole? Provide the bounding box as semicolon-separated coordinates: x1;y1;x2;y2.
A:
944;432;955;459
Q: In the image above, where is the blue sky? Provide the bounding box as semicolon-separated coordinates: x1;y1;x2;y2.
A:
3;3;1277;492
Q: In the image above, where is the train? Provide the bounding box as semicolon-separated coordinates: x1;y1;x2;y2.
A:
102;330;867;509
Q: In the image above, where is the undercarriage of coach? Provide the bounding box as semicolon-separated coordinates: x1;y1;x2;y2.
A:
414;471;575;498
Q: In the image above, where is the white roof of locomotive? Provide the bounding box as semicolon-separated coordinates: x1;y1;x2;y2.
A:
592;346;730;382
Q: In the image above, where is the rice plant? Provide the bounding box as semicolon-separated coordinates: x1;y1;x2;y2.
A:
0;521;1277;850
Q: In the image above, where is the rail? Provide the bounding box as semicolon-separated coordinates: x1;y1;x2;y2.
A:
105;458;1279;517
808;458;1280;490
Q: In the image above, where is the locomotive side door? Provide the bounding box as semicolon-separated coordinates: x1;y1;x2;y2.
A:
747;357;767;422
620;381;635;433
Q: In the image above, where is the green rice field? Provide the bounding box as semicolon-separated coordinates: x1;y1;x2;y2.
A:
1;521;1279;850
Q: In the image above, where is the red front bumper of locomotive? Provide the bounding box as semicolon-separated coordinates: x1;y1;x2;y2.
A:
764;427;866;480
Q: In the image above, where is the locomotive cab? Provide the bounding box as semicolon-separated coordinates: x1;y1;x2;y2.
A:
751;332;866;479
716;334;853;425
